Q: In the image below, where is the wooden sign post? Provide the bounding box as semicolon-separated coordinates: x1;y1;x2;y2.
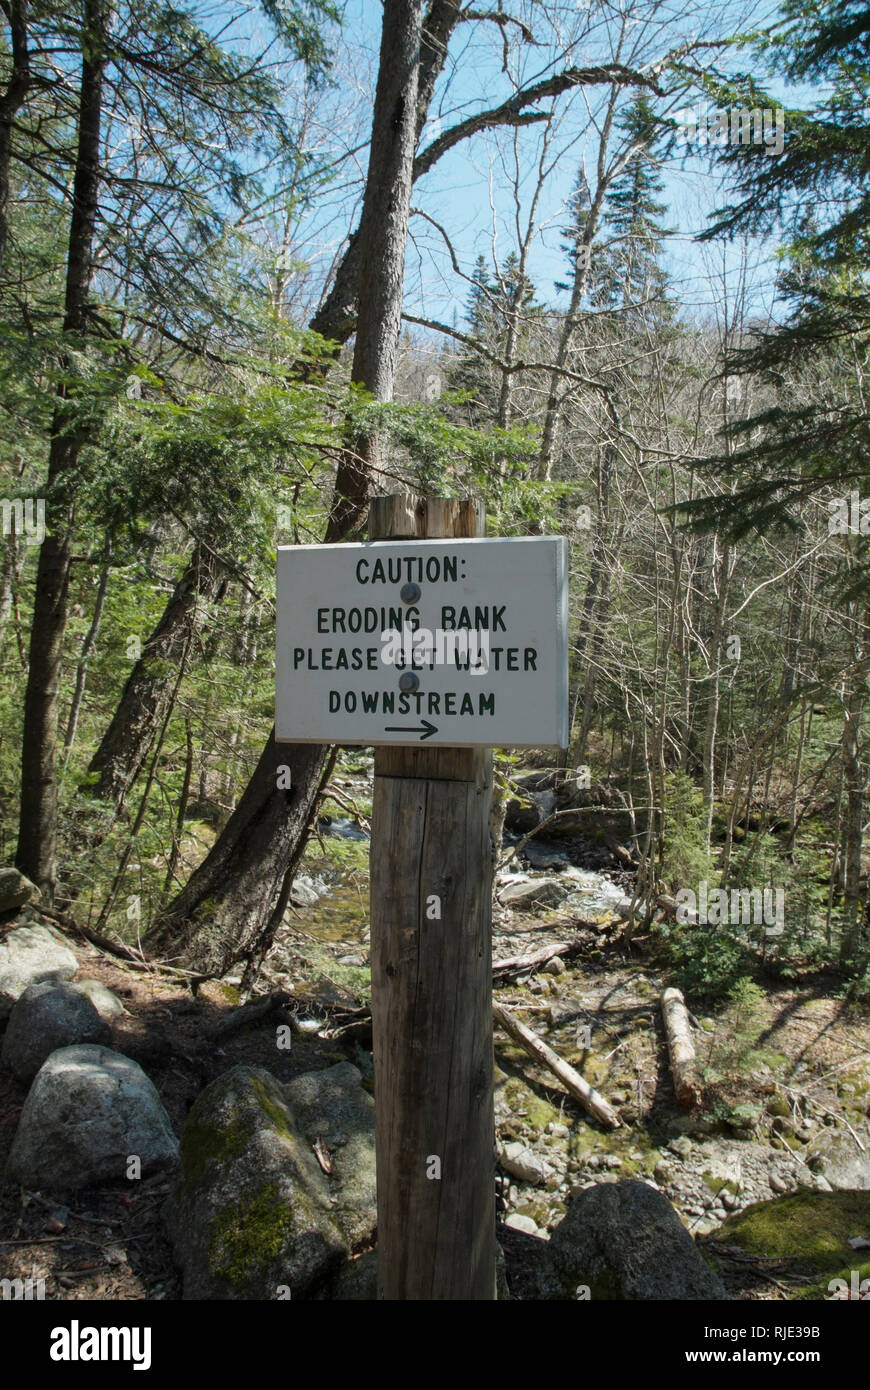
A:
368;494;495;1300
276;492;568;1299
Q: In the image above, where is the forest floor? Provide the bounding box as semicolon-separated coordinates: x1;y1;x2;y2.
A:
2;877;869;1300
4;748;870;1303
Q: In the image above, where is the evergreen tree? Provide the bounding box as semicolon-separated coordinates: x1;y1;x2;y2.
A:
598;95;674;329
684;0;870;545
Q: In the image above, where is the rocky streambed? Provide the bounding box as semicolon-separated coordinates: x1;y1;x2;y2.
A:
2;798;870;1301
266;806;870;1255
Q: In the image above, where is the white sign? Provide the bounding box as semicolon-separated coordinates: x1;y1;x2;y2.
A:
276;537;568;747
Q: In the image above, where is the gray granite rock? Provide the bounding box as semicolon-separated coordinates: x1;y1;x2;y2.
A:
1;982;111;1083
0;925;78;1020
7;1044;178;1190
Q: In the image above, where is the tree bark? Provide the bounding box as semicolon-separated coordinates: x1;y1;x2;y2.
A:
0;0;30;272
143;736;333;974
307;0;461;354
148;2;427;971
87;541;223;814
16;0;108;898
324;0;426;542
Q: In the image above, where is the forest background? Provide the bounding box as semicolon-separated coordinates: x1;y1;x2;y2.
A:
2;0;870;1003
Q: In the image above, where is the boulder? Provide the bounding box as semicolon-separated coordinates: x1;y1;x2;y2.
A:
1;982;111;1083
0;925;78;1020
497;1220;565;1300
0;867;40;915
806;1132;870;1190
547;1179;726;1299
168;1064;371;1300
499;878;571;911
72;979;127;1019
7;1044;179;1190
284;1061;376;1247
504;778;556;835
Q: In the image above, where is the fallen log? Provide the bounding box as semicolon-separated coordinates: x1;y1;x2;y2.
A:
492;1000;621;1129
492;937;586;981
661;986;702;1109
38;906;210;980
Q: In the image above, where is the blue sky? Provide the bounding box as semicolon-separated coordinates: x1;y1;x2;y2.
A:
245;0;818;337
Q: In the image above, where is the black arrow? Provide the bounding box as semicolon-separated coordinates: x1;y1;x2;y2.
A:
384;719;438;742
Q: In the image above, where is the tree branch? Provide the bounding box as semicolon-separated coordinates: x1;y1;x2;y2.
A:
459;8;538;44
402;310;615;401
413;64;663;179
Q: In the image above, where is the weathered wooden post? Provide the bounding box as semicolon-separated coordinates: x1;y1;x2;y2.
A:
275;492;568;1301
368;494;495;1300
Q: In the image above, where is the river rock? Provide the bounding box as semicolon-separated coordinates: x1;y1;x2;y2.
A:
522;842;567;871
1;982;111;1083
7;1044;179;1190
504;787;556;836
0;867;40;914
548;998;585;1027
548;1179;726;1299
501;1142;551;1186
499;878;571;911
0;925;78;1020
504;1213;541;1236
289;877;320;908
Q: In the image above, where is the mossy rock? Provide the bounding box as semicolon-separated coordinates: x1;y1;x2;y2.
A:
712;1189;870;1299
766;1093;792;1119
168;1065;349;1299
285;1061;376;1247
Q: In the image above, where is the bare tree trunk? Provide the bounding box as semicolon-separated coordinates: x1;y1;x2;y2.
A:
16;0;108;898
574;443;615;762
0;528;21;642
0;0;30;272
87;541;222;814
148;0;427;971
63;553;111;764
144;736;334;973
701;537;732;850
839;604;869;963
324;0;425;541
308;0;460;354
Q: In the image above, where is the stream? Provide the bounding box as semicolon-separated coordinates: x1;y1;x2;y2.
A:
292;815;626;950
